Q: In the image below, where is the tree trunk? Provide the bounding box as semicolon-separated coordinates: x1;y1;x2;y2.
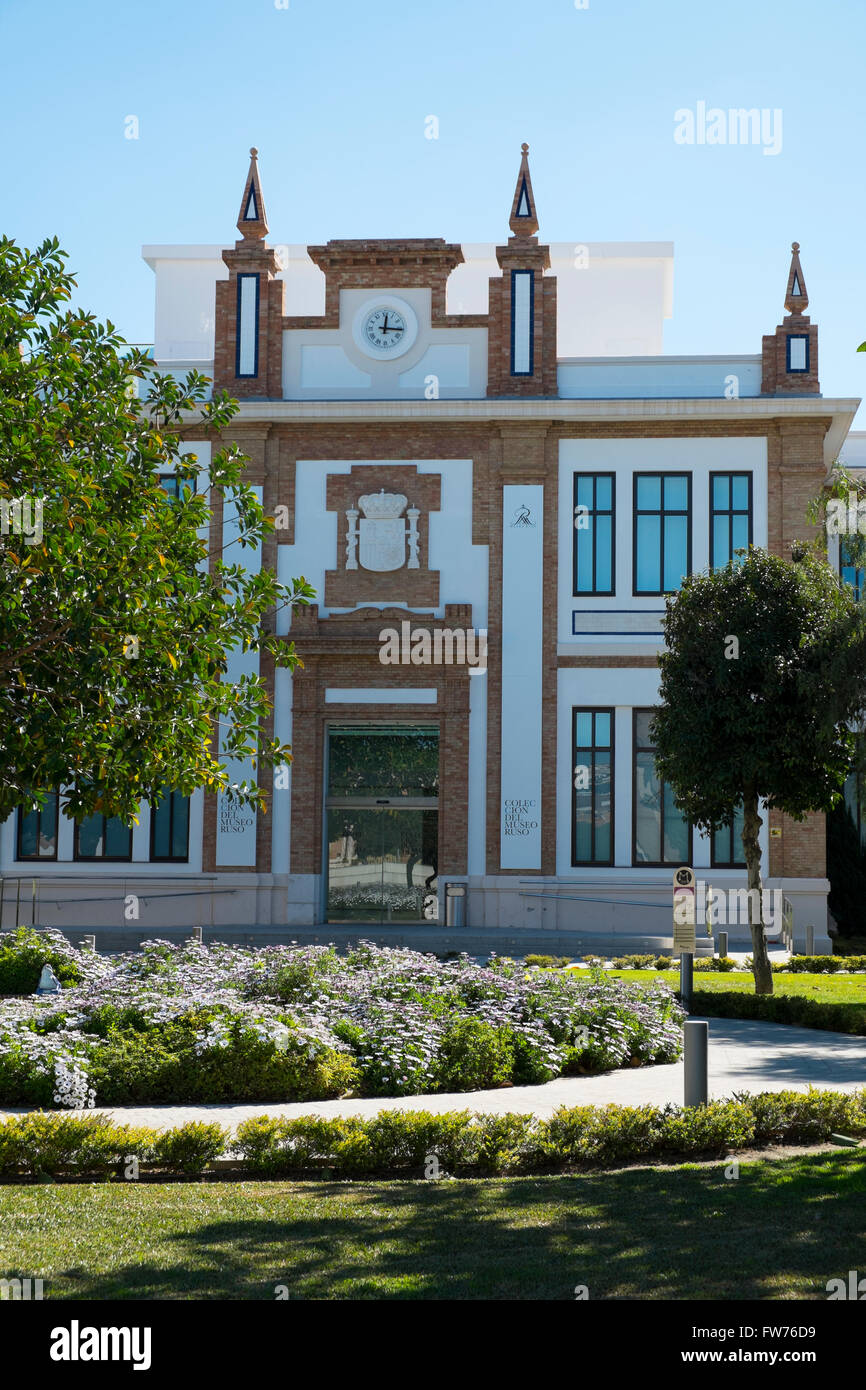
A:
742;785;774;995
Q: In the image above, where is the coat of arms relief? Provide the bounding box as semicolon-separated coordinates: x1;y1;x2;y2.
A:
324;465;440;607
346;489;421;572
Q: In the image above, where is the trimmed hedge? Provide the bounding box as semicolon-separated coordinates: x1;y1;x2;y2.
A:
0;1087;863;1180
692;989;866;1035
776;955;866;974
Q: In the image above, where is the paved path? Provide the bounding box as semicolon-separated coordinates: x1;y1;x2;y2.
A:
3;1017;864;1134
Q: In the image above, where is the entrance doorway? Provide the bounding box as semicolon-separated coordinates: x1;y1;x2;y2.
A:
326;726;439;923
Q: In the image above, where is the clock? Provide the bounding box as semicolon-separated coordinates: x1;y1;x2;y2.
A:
352;296;418;360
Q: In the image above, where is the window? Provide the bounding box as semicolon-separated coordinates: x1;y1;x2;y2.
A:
572;709;614;865
840;537;866;601
17;794;59;860
632;710;690;865
573;474;615;595
158;474;181;499
236;273;260;378
786;334;809;373
710;472;753;570
150;790;190;862
74;813;132;861
510;269;534;376
712;804;747;867
633;473;691;595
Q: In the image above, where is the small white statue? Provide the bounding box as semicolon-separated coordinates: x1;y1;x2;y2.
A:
36;964;62;995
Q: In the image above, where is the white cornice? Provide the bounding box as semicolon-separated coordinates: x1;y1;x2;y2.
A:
175;396;860;464
221;396;859;422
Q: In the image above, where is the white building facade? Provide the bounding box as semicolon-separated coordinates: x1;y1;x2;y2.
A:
1;147;857;948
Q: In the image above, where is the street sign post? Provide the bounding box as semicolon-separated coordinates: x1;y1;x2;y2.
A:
672;865;696;955
673;866;696;1010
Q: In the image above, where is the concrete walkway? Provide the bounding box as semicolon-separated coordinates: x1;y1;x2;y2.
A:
3;1017;863;1134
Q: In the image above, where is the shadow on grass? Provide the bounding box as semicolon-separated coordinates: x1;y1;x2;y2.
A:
13;1150;866;1301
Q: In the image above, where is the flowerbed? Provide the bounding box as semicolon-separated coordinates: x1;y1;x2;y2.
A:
0;931;684;1108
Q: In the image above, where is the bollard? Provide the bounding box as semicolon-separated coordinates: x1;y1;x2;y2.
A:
191;926;203;943
80;934;96;952
805;923;814;956
718;931;728;960
684;1019;709;1107
679;951;693;1012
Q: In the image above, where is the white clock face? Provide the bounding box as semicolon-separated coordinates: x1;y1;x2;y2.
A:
364;307;407;352
352;297;418;360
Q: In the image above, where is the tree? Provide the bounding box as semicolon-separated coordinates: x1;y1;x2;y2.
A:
652;549;866;994
0;236;314;828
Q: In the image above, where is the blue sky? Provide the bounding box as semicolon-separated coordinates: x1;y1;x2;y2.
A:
3;0;865;416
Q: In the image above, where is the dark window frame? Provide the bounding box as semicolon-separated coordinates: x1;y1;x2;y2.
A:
509;268;535;377
632;471;692;596
631;707;692;867
73;813;132;863
786;333;810;374
16;793;60;862
149;790;190;864
571;707;615;867
709;471;754;570
573;473;616;596
235;272;261;379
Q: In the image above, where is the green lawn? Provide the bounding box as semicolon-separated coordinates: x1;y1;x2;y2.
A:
1;1150;864;1299
606;971;866;1002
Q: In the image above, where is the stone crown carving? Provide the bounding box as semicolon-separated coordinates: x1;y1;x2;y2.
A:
358;489;407;519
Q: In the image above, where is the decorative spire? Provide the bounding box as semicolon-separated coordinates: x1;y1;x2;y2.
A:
508;142;539;238
236;147;268;240
784;241;808;315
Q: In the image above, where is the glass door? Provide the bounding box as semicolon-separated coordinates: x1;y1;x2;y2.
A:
325;727;439;924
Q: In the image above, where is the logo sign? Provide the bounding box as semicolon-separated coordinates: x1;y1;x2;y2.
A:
673;865;696;954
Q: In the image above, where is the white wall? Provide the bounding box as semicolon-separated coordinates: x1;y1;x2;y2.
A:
448;242;673;355
282;288;488;400
557;356;762;399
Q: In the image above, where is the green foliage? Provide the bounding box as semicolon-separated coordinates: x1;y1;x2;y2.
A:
269;948;341;1002
776;954;866;974
523;955;571;970
659;1100;755;1153
509;1029;560;1085
87;1017;357;1106
0;927;80;994
2;1089;864;1181
436;1018;514;1092
0;235;315;825
151;1122;228;1175
692;956;738;972
0;1113;154;1177
611;954;672;971
742;1088;861;1145
693;988;866;1035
